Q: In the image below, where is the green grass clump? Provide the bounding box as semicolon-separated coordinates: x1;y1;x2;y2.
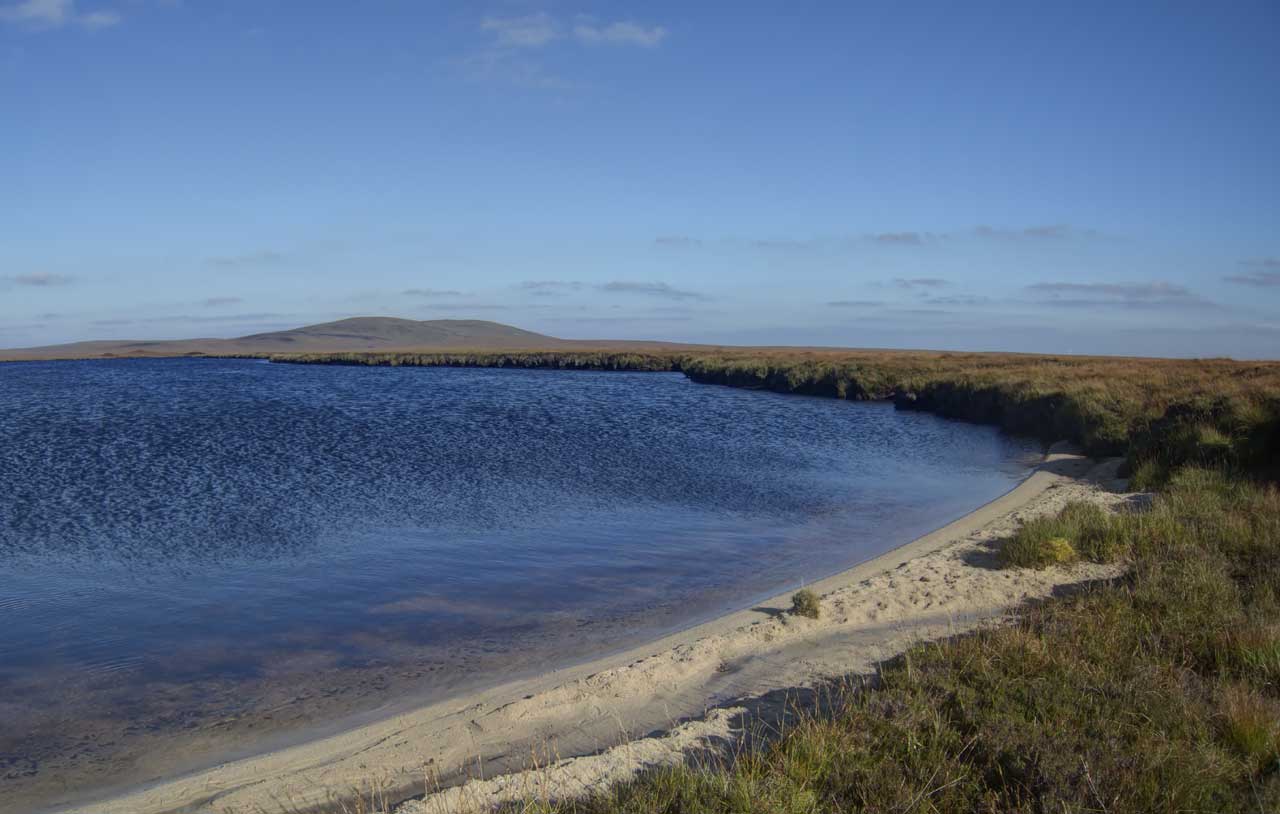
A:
790;589;820;619
1001;500;1122;569
1221;686;1280;773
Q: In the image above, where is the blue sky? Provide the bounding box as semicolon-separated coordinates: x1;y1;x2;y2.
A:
2;1;1278;357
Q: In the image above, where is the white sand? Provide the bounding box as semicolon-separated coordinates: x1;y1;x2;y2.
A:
63;445;1134;814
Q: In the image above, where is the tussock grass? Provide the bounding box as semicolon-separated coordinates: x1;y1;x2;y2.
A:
789;589;820;619
1001;500;1122;568
1221;685;1280;773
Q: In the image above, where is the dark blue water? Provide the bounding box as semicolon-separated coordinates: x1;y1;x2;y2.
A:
0;359;1039;811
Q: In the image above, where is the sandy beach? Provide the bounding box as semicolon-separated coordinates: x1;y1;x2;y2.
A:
58;444;1134;814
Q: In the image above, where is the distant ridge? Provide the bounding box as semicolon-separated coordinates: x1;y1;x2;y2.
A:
0;317;694;361
0;318;567;360
237;317;564;351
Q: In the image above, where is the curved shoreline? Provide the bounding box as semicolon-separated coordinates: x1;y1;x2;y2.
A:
54;444;1131;814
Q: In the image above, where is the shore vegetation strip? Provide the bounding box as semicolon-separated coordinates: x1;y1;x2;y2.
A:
261;348;1280;812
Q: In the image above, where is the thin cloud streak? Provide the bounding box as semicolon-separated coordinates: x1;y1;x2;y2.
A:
975;224;1077;240
893;277;949;290
653;235;702;249
402;288;464;297
5;272;74;286
1025;281;1219;309
518;280;587;293
207;250;288;269
516;279;707;301
924;295;992;306
599;281;708;301
419;303;514;312
0;0;120;29
1225;271;1280;288
480;12;557;47
870;232;925;245
1225;259;1280;288
92;312;293;327
573;20;667;47
1027;281;1194;300
478;13;667;48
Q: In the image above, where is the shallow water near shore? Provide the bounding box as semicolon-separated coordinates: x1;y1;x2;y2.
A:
0;359;1039;813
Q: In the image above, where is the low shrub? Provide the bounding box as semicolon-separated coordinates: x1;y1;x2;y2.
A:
790;589;820;619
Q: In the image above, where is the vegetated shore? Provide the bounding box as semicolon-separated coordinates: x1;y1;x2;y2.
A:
60;445;1126;814
269;347;1280;468
40;348;1280;812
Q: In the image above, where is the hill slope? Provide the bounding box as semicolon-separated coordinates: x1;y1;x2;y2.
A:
0;318;573;360
236;318;565;351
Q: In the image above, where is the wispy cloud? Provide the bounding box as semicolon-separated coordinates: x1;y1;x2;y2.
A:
573;19;667;47
923;295;993;306
480;12;558;47
206;249;288;269
516;279;708;301
95;312;295;327
1224;258;1280;288
518;280;587;293
888;307;954;316
419;303;517;312
202;296;244;307
974;224;1091;240
0;0;120;29
479;12;668;49
827;299;885;308
599;281;708;301
750;238;813;253
402;288;464;297
893;277;949;290
467;11;668;87
870;232;926;245
1242;257;1280;268
653;235;702;249
1225;271;1280;288
549;314;692;324
1026;281;1217;309
4;272;74;286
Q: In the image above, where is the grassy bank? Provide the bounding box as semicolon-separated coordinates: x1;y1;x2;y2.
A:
505;467;1279;814
273;349;1280;478
269;348;1280;813
270;350;681;372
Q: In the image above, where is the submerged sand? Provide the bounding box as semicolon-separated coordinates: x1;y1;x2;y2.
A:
61;445;1134;814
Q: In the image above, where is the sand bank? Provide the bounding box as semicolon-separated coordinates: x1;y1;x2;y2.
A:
62;445;1133;814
